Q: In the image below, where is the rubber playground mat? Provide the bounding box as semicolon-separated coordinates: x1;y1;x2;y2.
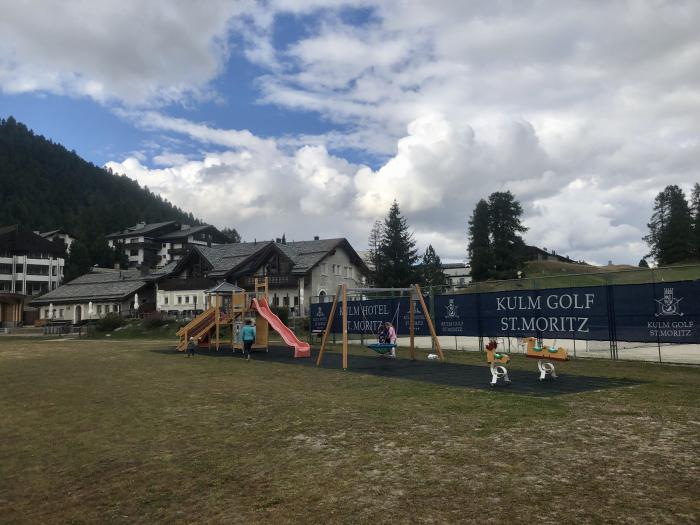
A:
178;345;643;397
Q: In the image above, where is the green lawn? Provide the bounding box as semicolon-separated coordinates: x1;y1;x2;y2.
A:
1;338;698;524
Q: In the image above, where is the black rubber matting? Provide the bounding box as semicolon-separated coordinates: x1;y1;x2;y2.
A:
173;346;642;397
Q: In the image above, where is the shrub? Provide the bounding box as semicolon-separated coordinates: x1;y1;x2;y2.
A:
96;313;126;332
143;317;167;330
271;306;290;326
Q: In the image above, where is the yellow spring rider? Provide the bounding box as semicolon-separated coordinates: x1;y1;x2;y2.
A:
525;337;568;380
485;338;511;386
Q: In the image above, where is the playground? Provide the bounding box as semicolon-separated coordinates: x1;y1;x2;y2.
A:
1;336;699;524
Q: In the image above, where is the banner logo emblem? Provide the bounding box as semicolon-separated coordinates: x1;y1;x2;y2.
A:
445;298;459;319
655;288;684;317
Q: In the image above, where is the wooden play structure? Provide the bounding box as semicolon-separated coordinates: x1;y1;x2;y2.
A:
316;284;444;370
525;337;568;380
176;278;310;358
485;338;511;386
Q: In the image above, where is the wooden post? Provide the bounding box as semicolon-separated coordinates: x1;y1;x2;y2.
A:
215;294;220;350
342;284;348;370
415;284;444;361
409;288;416;360
317;285;342;366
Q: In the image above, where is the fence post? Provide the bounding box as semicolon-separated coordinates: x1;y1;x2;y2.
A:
429;286;435;352
651;267;662;364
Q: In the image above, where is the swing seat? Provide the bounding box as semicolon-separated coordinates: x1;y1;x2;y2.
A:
367;343;397;354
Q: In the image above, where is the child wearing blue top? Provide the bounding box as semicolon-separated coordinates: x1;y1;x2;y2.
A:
240;319;256;360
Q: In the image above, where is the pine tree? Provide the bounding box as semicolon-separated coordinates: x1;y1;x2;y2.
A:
378;200;418;287
644;185;693;265
468;199;492;281
367;219;384;285
420;245;447;287
638;258;649;268
488;191;527;279
63;240;92;282
690;183;700;258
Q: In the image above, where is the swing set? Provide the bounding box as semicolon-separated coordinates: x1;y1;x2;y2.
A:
316;283;444;370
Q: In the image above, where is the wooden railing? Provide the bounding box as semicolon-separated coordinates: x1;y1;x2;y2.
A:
176;307;215;337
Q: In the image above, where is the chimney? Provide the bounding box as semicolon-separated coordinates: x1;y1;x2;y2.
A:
314;235;320;240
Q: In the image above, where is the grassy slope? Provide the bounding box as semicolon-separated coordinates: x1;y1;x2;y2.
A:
1;338;698;524
468;261;700;292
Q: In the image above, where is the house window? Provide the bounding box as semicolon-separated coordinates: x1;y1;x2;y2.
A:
321;263;327;275
178;296;182;304
273;294;279;307
59;309;64;318
294;296;299;306
130;249;138;256
130;238;138;243
283;295;289;307
97;305;102;314
185;296;190;304
164;297;169;305
44;309;49;318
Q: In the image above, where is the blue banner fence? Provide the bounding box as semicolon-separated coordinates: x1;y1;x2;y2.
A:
310;280;699;360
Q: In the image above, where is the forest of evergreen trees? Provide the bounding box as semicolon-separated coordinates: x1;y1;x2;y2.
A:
0;116;202;274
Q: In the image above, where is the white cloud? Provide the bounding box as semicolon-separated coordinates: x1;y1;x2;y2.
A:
0;1;248;105
4;1;700;265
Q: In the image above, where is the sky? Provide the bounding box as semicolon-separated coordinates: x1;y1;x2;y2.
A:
1;1;699;265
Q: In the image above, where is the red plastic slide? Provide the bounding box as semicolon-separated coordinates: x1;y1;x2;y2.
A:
251;298;311;358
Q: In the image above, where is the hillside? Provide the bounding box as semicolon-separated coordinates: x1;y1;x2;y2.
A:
461;259;700;293
524;260;637;275
0;116;200;246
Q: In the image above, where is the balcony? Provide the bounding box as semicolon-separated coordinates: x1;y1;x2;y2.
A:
241;275;296;289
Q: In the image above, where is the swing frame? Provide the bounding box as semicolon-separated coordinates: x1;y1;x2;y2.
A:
316;283;444;370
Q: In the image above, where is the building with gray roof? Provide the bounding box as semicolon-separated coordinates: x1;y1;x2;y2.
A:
30;268;152;323
158;237;368;316
105;221;226;269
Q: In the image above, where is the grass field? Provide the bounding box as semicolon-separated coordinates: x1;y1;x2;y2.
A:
1;337;699;524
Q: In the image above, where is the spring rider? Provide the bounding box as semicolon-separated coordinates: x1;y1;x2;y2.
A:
485;338;511;386
525;337;568;380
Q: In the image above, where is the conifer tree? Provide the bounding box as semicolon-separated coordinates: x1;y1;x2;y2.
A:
644;185;693;265
420;245;447;287
378;200;418;287
690;183;700;258
638;258;649;268
367;219;384;285
468;199;492;281
63;241;92;283
221;227;241;243
488;191;527;279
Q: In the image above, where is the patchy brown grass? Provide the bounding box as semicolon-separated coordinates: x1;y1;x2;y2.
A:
0;338;698;524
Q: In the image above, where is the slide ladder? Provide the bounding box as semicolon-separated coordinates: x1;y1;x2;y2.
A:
251;297;311;358
177;307;216;351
